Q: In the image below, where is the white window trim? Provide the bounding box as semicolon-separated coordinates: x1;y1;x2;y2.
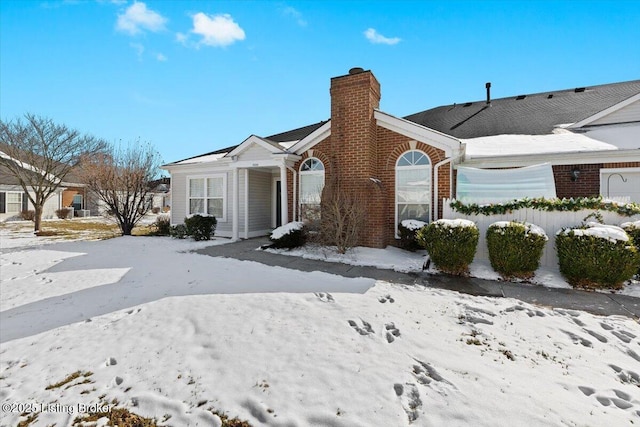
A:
395;150;432;237
3;191;24;214
298;158;325;218
186;174;227;222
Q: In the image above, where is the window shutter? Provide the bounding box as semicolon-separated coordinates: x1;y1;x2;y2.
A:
22;192;28;211
0;192;5;214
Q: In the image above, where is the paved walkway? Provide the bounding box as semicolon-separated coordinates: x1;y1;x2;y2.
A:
196;237;640;319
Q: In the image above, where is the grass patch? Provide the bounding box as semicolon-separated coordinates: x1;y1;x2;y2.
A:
73;407;158;427
45;371;93;390
17;413;38;427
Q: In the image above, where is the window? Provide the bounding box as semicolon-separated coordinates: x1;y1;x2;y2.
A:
6;192;23;213
396;151;431;228
299;158;325;221
188;176;225;220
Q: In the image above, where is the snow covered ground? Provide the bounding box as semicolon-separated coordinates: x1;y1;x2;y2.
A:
1;229;640;426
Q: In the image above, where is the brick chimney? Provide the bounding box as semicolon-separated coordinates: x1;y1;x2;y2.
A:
328;68;384;247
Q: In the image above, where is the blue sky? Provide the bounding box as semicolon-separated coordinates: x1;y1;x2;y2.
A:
1;0;639;167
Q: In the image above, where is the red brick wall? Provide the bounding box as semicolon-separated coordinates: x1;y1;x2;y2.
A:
553;162;640;199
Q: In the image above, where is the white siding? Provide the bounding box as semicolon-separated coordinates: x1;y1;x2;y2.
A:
237;145;273;162
442;199;640;271
170;173;187;225
0;187;61;221
248;170;272;233
590;99;640;125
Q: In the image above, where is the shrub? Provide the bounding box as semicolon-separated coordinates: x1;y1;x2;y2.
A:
169;224;188;239
486;221;548;280
398;220;427;252
556;222;640;290
55;208;72;219
20;210;35;221
151;207;161;214
270;221;307;249
416;219;479;275
153;214;171;236
319;180;366;254
184;214;217;241
621;220;640;275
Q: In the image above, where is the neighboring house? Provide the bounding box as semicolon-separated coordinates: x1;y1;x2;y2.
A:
148;177;171;211
0;152;93;220
162;68;640;248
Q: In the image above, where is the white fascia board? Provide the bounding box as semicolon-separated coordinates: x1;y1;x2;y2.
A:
459;149;640;168
291;121;331;154
162;159;232;174
569;93;640;129
374;110;461;157
228;135;285;157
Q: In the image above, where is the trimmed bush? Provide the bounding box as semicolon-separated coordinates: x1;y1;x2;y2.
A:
486;221;548;280
184;214;217;241
416;219;479;275
20;210;35;221
621;220;640;275
270;221;307;249
169;224;188;239
398;219;427;252
153;214;171;236
556;222;640;290
151;207;161;214
55;208;71;219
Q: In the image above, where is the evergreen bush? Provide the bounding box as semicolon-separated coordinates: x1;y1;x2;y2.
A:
486;221;548;280
621;220;640;275
169;224;188;239
398;220;427;252
184;214;217;241
416;219;479;275
270;222;307;249
556;223;640;290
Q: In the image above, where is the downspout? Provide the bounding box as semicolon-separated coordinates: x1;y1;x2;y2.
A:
433;149;465;221
286;165;297;221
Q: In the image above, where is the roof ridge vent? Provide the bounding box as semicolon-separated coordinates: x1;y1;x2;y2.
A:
574;87;586;93
463;102;473;107
516;95;526;100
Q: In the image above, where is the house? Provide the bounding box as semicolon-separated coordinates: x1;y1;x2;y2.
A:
162;68;640;248
0;151;95;220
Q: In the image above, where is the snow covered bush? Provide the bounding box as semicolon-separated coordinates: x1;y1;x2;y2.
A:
621;220;640;275
486;221;548;280
270;221;307;249
416;219;479;275
398;219;427;251
184;214;217;241
556;222;640;289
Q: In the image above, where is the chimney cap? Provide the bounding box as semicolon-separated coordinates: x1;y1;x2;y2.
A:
349;67;365;75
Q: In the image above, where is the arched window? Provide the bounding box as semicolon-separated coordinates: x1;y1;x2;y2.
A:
299;158;325;221
396;150;431;228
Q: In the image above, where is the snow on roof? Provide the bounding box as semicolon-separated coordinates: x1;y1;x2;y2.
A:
462;131;619;159
278;141;298;149
175;152;228;164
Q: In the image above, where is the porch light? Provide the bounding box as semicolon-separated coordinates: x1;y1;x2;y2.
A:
570;167;581;182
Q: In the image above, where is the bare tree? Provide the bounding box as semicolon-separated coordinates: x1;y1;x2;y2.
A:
319;178;367;254
0;114;106;232
79;142;162;235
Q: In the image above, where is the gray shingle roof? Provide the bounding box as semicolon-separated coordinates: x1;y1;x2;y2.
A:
265;120;328;142
404;80;640;138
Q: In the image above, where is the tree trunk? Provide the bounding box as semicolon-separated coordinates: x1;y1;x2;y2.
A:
122;221;134;235
33;205;42;233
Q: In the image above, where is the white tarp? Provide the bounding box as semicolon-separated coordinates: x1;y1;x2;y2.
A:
456;163;556;203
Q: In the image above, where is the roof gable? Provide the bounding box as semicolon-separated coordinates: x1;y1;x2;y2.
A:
228;135;286;158
569;93;640;128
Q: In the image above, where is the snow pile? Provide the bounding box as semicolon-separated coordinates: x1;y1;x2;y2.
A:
400;219;427;231
621;220;640;229
559;222;629;242
433;218;476;229
490;221;548;239
270;221;304;240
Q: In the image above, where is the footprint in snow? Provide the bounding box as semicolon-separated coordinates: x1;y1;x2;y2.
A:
560;330;592;348
609;364;640;387
378;294;395;304
394;382;422;423
385;323;401;343
611;330;636;344
314;292;334;303
348;319;374;336
105;357;117;367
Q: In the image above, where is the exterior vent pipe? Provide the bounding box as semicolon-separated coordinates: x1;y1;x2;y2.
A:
485;82;491;105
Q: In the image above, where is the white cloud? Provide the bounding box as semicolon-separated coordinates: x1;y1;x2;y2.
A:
175;32;188;45
282;6;307;27
364;28;401;45
190;13;245;47
156;53;167;62
116;2;167;35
